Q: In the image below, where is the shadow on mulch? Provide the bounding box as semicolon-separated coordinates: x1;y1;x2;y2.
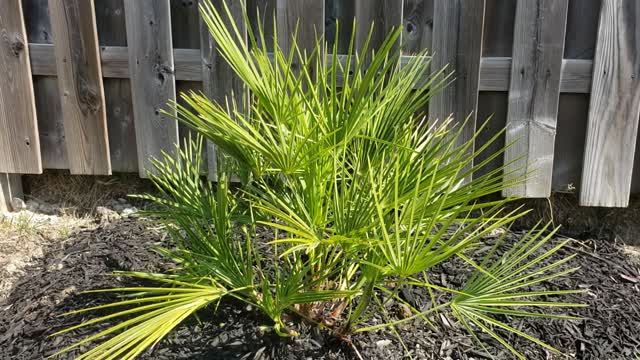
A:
1;217;639;359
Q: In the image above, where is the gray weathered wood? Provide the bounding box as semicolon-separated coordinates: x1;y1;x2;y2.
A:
580;0;640;207
95;0;138;173
49;0;111;175
402;0;434;55
23;0;67;170
503;0;569;197
25;43;596;93
277;0;324;76
124;0;178;177
354;0;403;51
0;173;23;212
430;0;485;155
200;0;247;179
0;0;42;174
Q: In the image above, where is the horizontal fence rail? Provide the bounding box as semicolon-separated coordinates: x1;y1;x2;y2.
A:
27;44;595;93
0;0;639;207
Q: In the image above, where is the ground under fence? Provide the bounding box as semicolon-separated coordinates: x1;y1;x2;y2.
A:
0;0;639;208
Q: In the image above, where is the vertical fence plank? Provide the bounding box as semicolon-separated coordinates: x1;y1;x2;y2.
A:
172;0;206;173
23;0;67;170
277;0;324;60
200;0;247;179
124;0;178;177
354;0;403;50
49;0;111;175
0;0;42;174
502;0;569;197
430;0;485;159
581;0;640;207
402;0;434;54
95;0;138;173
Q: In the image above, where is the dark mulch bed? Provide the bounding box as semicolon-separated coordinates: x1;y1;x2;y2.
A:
1;218;639;359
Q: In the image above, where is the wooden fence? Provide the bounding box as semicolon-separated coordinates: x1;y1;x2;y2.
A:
0;0;639;208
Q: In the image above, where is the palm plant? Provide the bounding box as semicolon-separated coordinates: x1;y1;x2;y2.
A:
51;1;584;359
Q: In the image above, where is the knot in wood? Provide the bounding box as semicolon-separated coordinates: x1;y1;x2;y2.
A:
78;82;102;114
154;63;174;84
10;36;24;56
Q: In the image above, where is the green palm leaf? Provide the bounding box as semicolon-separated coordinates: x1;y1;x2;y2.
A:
451;225;586;359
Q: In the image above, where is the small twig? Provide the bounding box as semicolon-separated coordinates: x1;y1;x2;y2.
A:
350;341;365;360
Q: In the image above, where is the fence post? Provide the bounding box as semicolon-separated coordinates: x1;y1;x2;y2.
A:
0;174;24;213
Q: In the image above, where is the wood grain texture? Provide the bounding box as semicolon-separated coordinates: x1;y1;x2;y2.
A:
354;0;403;50
26;44;595;94
276;0;324;74
0;173;23;212
200;0;247;179
580;0;640;207
430;0;485;152
0;0;42;174
23;0;67;170
95;0;138;173
402;0;434;55
48;0;111;175
503;0;569;197
124;0;178;178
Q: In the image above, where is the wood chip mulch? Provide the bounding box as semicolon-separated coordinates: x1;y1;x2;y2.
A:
0;218;639;359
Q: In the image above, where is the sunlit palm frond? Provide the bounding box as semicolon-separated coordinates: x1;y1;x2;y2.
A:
451;225;586;359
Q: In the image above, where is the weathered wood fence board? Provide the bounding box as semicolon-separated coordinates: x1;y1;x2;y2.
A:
95;0;138;174
0;0;42;174
430;0;485;164
354;0;403;52
3;0;640;208
124;0;178;178
402;0;434;55
23;0;67;170
580;0;640;207
200;0;248;179
25;43;597;94
503;0;569;197
277;0;325;55
49;0;111;175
